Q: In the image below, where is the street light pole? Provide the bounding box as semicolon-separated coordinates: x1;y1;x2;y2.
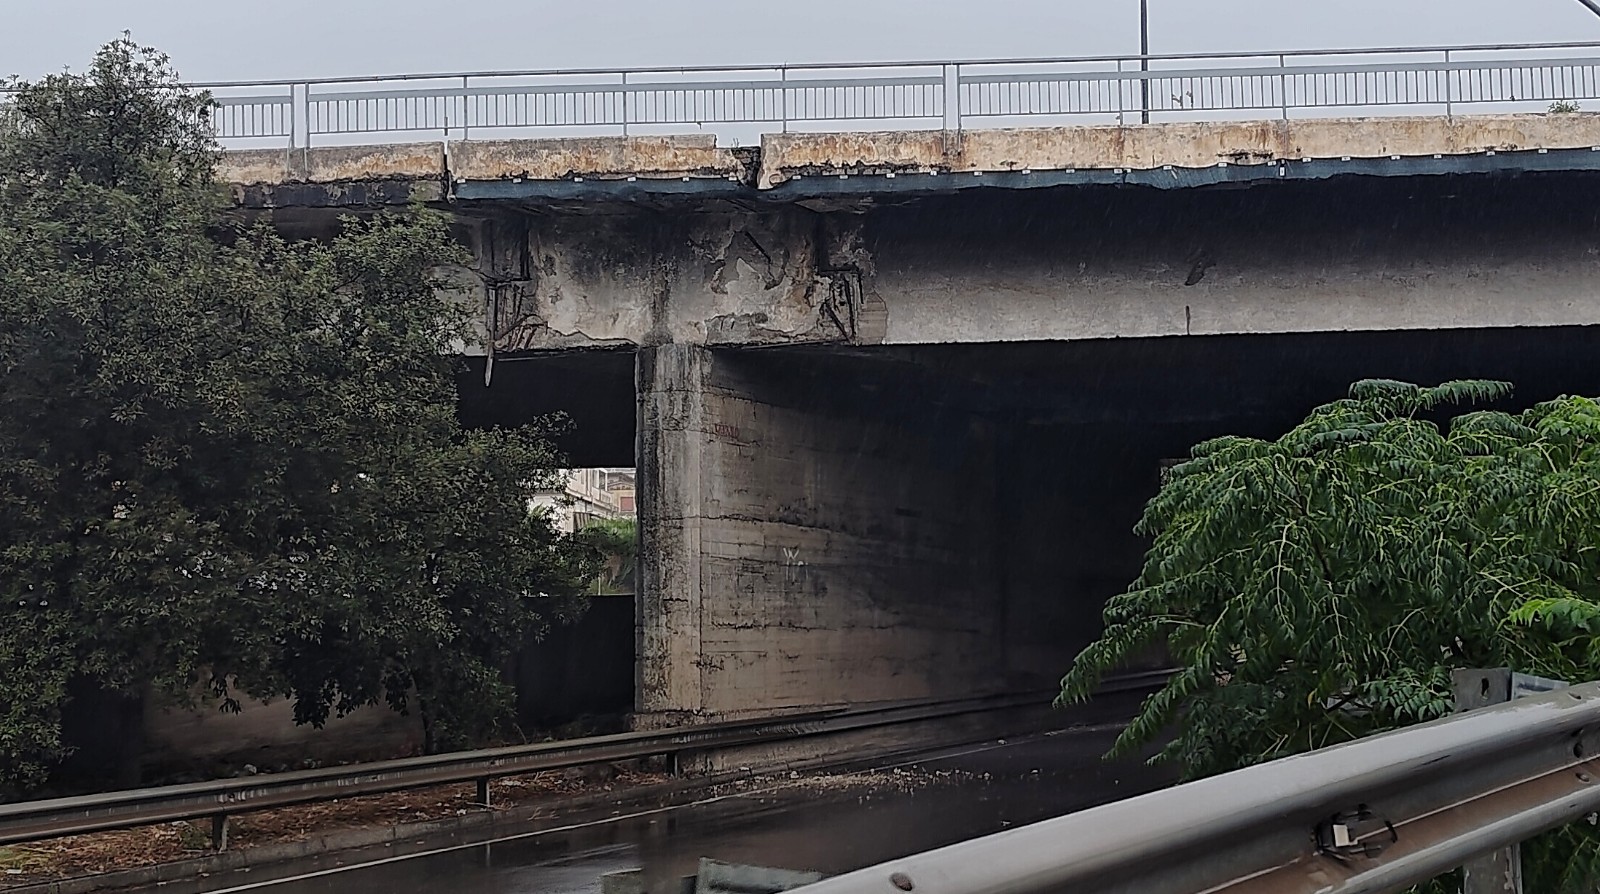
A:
1140;0;1150;124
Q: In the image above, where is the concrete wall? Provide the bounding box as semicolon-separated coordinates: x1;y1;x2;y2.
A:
637;345;1004;720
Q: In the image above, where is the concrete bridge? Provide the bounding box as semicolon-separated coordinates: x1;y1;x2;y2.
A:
223;85;1600;724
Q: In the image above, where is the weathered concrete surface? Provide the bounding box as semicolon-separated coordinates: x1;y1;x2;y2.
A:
220;145;447;208
466;209;872;353
635;345;708;718
443;173;1600;353
865;177;1600;345
448;135;749;183
218;144;447;184
217;115;1600;194
757;113;1600;186
636;345;1004;720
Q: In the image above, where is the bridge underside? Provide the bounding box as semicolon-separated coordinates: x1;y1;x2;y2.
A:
465;325;1600;721
423;160;1600;722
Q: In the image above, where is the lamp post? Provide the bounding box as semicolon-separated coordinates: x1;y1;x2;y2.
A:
1140;0;1150;124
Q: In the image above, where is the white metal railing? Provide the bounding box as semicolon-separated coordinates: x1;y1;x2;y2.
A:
10;43;1600;148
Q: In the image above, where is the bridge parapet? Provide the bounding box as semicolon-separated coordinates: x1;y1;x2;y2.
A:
217;113;1600;208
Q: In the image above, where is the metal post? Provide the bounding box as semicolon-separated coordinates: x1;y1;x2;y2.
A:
941;64;954;132
1444;49;1454;119
460;75;470;142
1453;668;1524;894
1279;54;1288;120
297;83;310;150
621;71;629;137
1116;58;1126;126
1140;0;1150;124
210;814;229;851
476;777;492;808
951;63;962;133
780;67;788;134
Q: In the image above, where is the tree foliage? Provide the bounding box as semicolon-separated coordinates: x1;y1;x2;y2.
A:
578;517;638;595
0;40;599;792
1060;378;1600;891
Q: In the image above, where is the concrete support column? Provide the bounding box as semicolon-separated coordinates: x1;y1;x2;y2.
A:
635;344;708;720
635;345;1007;725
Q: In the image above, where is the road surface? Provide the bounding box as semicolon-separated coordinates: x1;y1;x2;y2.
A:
251;722;1172;894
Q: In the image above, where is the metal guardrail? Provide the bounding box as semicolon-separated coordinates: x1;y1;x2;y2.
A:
180;42;1600;148
794;679;1600;894
0;673;1169;852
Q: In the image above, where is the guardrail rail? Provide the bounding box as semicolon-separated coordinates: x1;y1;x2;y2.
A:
793;677;1600;894
0;671;1168;853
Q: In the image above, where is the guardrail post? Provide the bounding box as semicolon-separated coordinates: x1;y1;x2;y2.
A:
476;777;492;808
1453;668;1523;894
210;814;229;852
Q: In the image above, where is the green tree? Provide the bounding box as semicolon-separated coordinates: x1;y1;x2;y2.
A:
1060;379;1600;891
0;39;598;792
579;517;638;595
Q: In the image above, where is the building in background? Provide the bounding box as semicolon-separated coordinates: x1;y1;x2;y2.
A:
532;468;636;532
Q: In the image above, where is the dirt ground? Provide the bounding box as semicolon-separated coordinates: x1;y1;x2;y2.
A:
0;764;970;887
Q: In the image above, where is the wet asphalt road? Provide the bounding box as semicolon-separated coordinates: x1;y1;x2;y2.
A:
254;721;1172;894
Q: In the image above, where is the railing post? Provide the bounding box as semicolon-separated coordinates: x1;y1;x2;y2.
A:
461;75;470;142
297;83;309;150
1140;0;1150;124
780;66;788;134
621;71;629;137
950;63;962;133
1116;58;1126;126
1453;668;1524;894
1279;54;1289;120
1444;49;1454;119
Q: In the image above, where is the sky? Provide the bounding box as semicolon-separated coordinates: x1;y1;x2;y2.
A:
4;0;1600;83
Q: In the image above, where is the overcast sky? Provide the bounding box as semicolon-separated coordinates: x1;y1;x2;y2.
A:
4;0;1600;82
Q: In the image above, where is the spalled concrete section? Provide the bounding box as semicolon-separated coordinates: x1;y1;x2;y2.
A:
464;209;870;353
636;345;1004;721
216;115;1600;194
755;113;1600;186
449;135;749;183
218;144;446;184
218;144;447;206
